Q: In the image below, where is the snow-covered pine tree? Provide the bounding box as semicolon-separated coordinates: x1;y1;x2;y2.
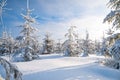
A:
81;30;90;56
14;0;40;61
94;40;101;55
100;33;109;57
101;28;114;58
54;39;62;53
1;32;15;61
0;0;22;79
42;32;54;54
0;0;11;56
75;38;82;54
0;31;9;55
103;0;120;29
64;26;78;56
103;0;120;69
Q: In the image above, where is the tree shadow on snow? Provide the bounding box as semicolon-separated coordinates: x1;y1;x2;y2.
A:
40;54;64;60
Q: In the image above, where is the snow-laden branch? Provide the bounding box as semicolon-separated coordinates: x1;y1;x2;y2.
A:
0;57;22;80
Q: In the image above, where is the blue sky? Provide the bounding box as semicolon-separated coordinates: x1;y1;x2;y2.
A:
0;0;110;41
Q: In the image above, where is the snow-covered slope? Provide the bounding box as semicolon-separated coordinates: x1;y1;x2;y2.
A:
13;54;120;80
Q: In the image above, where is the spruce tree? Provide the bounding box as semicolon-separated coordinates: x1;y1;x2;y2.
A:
15;0;39;61
42;32;54;54
103;0;120;68
64;26;78;56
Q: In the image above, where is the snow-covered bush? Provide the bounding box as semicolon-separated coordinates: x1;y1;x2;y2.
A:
0;57;22;80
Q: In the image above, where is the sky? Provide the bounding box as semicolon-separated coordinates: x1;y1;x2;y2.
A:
0;0;110;42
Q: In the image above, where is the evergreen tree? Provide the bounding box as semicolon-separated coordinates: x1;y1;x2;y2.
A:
54;39;62;53
104;0;120;30
81;30;91;56
103;0;120;68
0;0;22;79
94;40;101;55
42;32;54;54
0;31;9;55
14;0;39;61
64;26;78;56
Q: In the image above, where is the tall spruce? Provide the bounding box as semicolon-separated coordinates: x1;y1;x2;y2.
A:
103;0;120;69
16;0;39;61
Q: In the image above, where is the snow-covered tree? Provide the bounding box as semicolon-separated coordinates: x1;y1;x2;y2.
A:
103;33;120;68
13;0;40;61
0;31;9;55
42;32;54;54
0;1;22;79
110;39;120;60
103;0;120;30
103;0;120;69
54;39;62;53
101;29;114;58
100;34;108;56
0;0;9;56
0;0;14;57
63;26;78;56
81;30;90;56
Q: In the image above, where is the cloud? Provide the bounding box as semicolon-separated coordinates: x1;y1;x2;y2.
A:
35;0;109;20
37;15;109;42
0;0;110;42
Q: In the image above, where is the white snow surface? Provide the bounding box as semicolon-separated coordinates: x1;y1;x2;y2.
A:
1;54;120;80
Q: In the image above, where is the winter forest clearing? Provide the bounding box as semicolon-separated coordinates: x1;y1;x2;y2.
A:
1;54;120;80
5;54;120;80
1;0;120;80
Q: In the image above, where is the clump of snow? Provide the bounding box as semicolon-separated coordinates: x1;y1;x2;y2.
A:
79;53;88;57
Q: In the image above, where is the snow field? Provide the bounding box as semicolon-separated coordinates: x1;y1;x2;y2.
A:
12;54;120;80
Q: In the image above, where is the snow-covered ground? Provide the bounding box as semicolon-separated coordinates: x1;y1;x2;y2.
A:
1;54;120;80
11;54;120;80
